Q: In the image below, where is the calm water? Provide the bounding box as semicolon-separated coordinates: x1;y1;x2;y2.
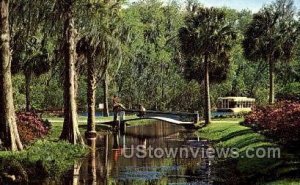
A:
36;121;215;185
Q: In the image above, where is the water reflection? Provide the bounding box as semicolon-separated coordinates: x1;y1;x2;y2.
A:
71;161;82;185
87;139;97;185
45;121;214;185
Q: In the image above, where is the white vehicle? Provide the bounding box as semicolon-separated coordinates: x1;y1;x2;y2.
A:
217;97;255;113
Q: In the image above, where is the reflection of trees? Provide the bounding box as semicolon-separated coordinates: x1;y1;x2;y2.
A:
65;121;211;184
95;133;121;184
87;138;97;185
72;161;82;185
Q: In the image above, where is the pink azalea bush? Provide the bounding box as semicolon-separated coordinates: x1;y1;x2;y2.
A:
16;112;51;144
244;101;300;145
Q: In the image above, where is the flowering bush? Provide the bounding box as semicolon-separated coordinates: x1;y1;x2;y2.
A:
244;101;300;145
16;112;51;144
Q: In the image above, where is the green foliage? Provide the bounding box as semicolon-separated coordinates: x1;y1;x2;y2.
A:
43;77;64;109
0;140;88;178
114;0;184;110
277;82;300;101
7;0;300;114
12;75;26;110
243;0;299;63
242;0;300;103
178;5;236;83
12;74;62;110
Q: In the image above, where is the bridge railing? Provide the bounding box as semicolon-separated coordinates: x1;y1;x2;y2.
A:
124;109;199;123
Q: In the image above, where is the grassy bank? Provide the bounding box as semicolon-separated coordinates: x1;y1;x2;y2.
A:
0;115;104;183
45;115;139;139
198;119;300;184
0;140;88;182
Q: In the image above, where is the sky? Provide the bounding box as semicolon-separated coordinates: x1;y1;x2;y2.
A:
195;0;300;12
129;0;300;12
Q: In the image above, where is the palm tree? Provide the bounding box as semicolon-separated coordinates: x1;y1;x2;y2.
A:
179;6;236;125
76;0;123;136
76;36;109;137
243;0;299;104
0;0;23;150
10;0;52;112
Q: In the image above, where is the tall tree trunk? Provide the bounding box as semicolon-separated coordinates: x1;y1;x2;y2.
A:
269;58;275;104
0;0;23;150
25;71;31;112
103;72;109;117
86;56;97;138
60;5;83;144
204;55;211;125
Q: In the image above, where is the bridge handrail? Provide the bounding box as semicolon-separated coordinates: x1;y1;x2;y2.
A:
124;109;198;116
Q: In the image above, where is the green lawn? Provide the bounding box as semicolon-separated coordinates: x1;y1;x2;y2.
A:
44;115;140;139
198;119;300;184
43;115;138;123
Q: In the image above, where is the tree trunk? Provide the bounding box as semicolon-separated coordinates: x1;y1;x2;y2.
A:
60;6;83;145
204;55;211;125
0;0;23;151
269;58;275;104
103;72;109;117
25;71;31;112
86;55;97;138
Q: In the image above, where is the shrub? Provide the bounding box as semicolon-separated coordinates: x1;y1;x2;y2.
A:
244;101;300;145
0;141;88;183
16;112;51;144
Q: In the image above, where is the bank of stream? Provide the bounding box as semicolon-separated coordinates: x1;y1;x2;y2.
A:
1;119;299;185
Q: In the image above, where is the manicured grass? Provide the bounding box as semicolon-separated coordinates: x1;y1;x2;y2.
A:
199;120;250;141
198;120;299;183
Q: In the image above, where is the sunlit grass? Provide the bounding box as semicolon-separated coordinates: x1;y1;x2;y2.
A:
199;120;250;141
197;120;299;180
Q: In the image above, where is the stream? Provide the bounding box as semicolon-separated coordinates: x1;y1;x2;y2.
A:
34;121;218;185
